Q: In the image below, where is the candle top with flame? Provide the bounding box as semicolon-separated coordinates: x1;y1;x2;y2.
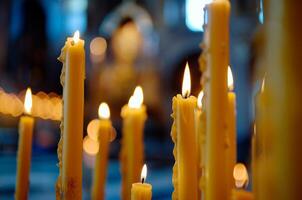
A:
233;163;249;189
141;164;147;184
98;102;110;119
129;86;144;109
182;63;191;98
24;88;32;115
73;30;80;44
197;90;204;109
228;66;234;91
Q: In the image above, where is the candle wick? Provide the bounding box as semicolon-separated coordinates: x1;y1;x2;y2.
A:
71;40;75;46
141;178;145;184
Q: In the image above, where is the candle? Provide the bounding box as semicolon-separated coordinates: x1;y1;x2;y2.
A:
226;66;237;195
232;163;254;200
15;88;34;200
201;1;231;200
171;63;198;200
92;103;114;200
57;30;85;199
253;79;271;200
194;90;205;199
131;164;152;200
120;86;147;200
263;1;302;198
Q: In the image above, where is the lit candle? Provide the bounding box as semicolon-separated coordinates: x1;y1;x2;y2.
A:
171;63;198;200
57;30;85;199
201;1;231;200
131;164;152;200
92;103;114;200
232;163;254;200
120;86;147;200
15;88;34;200
194;90;205;199
226;66;237;195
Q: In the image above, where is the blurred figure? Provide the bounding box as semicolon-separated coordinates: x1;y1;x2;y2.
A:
89;17;162;122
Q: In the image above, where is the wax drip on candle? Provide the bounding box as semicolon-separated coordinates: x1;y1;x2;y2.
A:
141;164;147;184
228;66;234;91
24;88;32;115
182;63;191;98
197;90;204;109
261;78;265;93
233;163;249;189
71;30;80;45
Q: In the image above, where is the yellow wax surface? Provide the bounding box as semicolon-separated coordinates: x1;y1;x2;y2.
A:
120;105;147;200
171;94;198;200
15;116;34;200
232;189;254;200
194;108;205;199
202;1;231;200
226;92;237;195
60;37;85;200
92;119;112;200
254;92;269;200
131;183;152;200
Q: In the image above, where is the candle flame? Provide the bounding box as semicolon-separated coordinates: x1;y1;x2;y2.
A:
128;86;144;109
73;30;80;44
197;90;204;109
141;164;147;183
228;66;234;91
24;88;32;114
98;102;110;119
233;163;249;189
182;63;191;98
261;78;265;93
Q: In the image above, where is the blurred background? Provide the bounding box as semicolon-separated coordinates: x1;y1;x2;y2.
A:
0;0;264;199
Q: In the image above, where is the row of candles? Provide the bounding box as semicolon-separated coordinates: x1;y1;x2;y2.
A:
12;0;262;200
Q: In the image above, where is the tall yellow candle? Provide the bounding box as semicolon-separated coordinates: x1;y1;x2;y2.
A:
253;79;270;200
57;31;85;200
201;1;231;200
120;86;147;200
263;1;302;199
131;164;152;200
232;163;254;200
194;90;205;199
15;88;34;200
226;66;237;196
92;103;113;200
171;64;198;200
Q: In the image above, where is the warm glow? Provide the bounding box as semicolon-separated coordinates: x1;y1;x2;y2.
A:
261;78;265;93
83;136;99;156
182;63;191;98
128;86;144;109
98;102;110;119
73;30;80;44
24;88;32;114
197;90;204;109
87;119;99;141
233;163;249;189
90;37;107;56
141;164;147;183
228;66;234;91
